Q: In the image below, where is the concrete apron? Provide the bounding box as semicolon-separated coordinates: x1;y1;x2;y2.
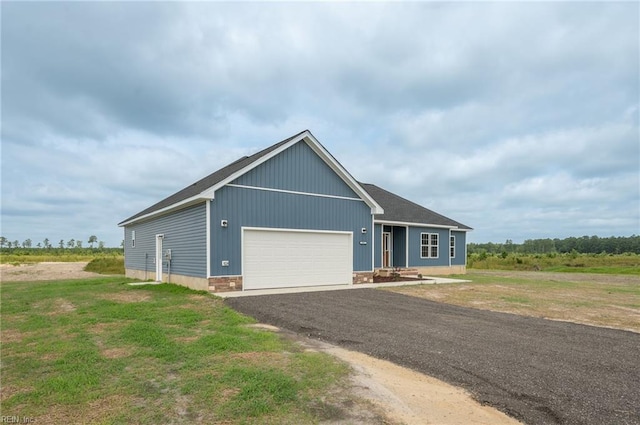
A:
215;277;470;298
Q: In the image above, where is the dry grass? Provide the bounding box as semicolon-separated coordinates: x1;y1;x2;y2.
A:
386;271;640;333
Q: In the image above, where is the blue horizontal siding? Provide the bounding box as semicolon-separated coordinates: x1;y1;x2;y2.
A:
231;140;359;198
124;203;207;278
210;185;372;276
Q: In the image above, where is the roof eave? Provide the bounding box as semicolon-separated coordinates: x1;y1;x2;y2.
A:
118;195;208;227
374;219;472;231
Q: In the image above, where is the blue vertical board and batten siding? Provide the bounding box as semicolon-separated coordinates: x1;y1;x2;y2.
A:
230;141;359;198
392;226;407;267
407;226;451;267
210;186;372;276
210;140;373;276
373;224;383;268
451;230;467;266
124;203;207;277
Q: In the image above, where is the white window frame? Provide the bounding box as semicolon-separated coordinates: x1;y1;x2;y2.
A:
131;230;136;248
450;235;455;258
420;232;439;259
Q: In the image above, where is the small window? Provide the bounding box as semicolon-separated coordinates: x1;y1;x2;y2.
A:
450;236;455;258
420;232;439;258
131;230;135;248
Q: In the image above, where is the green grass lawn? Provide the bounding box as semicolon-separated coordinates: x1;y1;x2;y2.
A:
1;277;349;424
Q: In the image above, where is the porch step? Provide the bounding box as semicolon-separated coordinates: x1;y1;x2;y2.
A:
377;268;420;278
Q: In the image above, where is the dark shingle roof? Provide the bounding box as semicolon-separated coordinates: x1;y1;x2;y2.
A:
119;130;470;231
118;130;307;225
360;183;472;230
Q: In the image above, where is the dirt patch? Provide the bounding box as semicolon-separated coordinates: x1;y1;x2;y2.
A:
34;394;131;425
100;292;151;303
262;325;520;425
48;298;76;315
0;385;34;403
1;329;29;343
88;322;121;335
101;347;132;359
0;262;102;282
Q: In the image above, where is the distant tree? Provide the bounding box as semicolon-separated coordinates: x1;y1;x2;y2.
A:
13;240;19;249
43;238;50;249
88;235;98;248
120;240;124;248
23;239;32;248
98;241;105;249
67;239;75;249
76;240;83;248
37;242;42;248
0;236;6;248
7;241;12;249
59;239;65;249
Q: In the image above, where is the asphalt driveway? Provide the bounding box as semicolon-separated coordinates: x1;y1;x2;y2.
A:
226;289;640;425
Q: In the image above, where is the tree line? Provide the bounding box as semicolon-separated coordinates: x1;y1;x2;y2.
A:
468;235;640;255
0;235;120;250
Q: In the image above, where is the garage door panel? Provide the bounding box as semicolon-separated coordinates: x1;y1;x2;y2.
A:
243;229;352;290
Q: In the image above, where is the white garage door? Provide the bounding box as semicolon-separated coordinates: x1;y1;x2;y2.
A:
243;228;353;290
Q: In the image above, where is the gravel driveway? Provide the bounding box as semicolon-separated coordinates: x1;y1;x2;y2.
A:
226;289;640;425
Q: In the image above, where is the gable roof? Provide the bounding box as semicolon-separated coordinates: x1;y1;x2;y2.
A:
360;183;472;230
119;130;383;226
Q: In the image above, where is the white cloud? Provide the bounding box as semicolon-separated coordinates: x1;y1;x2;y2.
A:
1;1;638;246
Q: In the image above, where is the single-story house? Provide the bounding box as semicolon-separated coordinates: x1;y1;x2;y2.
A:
118;130;472;292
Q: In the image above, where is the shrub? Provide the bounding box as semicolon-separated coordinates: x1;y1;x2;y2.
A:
84;257;125;275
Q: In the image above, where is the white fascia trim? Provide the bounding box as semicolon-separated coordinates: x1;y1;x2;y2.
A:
371;215;375;272
375;219;460;230
226;183;365;202
118;196;207;227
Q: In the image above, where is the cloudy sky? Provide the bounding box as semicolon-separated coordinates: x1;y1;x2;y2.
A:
2;2;638;247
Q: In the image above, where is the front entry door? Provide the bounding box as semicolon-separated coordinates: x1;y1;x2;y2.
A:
382;232;391;268
155;234;164;281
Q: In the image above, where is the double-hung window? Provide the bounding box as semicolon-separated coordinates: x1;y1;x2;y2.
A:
420;233;439;258
450;236;455;258
131;230;136;248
